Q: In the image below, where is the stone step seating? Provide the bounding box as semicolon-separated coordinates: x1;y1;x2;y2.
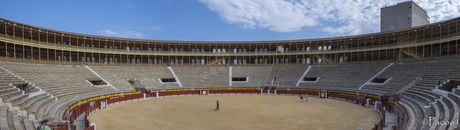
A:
32;120;39;130
404;83;458;129
454;89;460;96
363;58;460;93
23;115;33;130
48;88;99;99
23;94;49;110
404;92;433;107
447;91;460;129
232;66;270;87
6;93;29;106
12;110;23;130
406;89;439;101
0;61;104;98
37;91;102;121
398;101;417;130
49;91;111;122
441;95;459;129
403;90;442;126
300;63;387;89
361;62;420;93
0;88;18;95
434;99;449;130
267;66;309;86
401;95;432;130
36;99;57;120
429;101;441;130
16;94;46;109
30;97;54;120
91;66;177;89
1;105;8;130
0;105;38;130
173;66;229;87
1;91;23;102
0;62;109;121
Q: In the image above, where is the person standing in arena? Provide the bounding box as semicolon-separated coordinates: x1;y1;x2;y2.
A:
305;93;308;102
215;100;220;111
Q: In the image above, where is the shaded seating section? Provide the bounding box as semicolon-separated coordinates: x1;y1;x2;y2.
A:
90;66;178;89
173;66;229;87
299;63;388;89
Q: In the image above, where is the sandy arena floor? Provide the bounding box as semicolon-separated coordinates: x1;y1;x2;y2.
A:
88;95;380;130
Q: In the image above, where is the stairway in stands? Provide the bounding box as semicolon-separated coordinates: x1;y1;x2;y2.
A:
398;59;460;130
0;66;41;130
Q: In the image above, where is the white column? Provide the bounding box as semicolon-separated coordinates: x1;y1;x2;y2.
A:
168;67;183;87
366;98;371;107
229;66;232;86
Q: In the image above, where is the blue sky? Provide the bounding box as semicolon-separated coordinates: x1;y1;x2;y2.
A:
1;0;459;41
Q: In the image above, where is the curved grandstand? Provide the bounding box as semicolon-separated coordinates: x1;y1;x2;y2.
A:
0;16;459;130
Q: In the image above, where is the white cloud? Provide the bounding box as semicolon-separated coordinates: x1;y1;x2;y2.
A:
98;27;145;38
199;0;460;35
199;0;316;32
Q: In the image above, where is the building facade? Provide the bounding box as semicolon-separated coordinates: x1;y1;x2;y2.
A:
381;1;430;32
0;16;459;66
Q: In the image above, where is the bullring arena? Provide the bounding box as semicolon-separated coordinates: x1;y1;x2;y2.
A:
0;6;459;130
88;95;379;130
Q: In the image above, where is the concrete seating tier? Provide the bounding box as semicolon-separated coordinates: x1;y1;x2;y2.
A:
173;66;229;87
299;63;387;89
0;58;459;130
363;59;460;93
0;61;105;98
232;66;270;87
266;66;309;87
90;66;178;90
401;95;433;130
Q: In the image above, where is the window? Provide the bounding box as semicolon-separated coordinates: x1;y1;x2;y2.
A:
370;78;388;83
303;77;318;81
390;25;395;31
232;77;248;82
160;78;176;83
300;77;320;83
87;79;108;86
